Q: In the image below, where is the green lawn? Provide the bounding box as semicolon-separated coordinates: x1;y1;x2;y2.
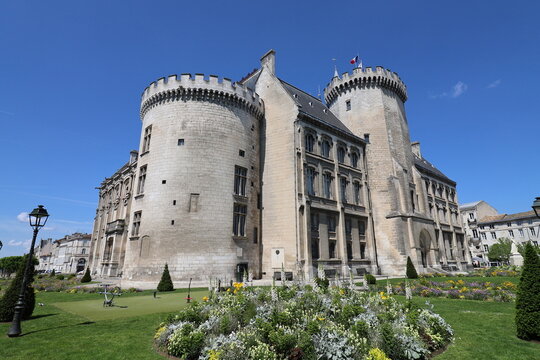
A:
385;276;519;286
1;287;539;359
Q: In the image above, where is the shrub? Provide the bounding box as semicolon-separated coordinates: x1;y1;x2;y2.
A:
68;274;76;280
406;256;418;279
56;275;65;280
0;254;36;322
80;268;92;283
516;242;540;341
365;274;377;285
157;263;174;292
50;269;56;277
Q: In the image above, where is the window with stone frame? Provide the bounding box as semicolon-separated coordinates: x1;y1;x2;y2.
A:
233;204;247;236
328;215;336;234
142;125;152;153
305;133;315;153
351;151;359;168
491;231;496;239
353;181;362;205
329;240;337;258
137;165;147;194
472;229;478;238
519;228;524;237
311;238;320;260
509;229;514;238
322;172;332;198
132;211;141;236
104;237;113;260
340;177;348;203
321;139;331;158
358;219;366;238
311;212;319;232
345;218;352;235
360;242;366;259
306;167;317;196
337;146;346;163
483;244;489;252
346;241;353;260
481;232;487;240
531;227;536;236
234;166;248;196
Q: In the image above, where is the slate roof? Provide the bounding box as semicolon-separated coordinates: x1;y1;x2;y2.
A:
413;154;456;186
479;210;537;224
279;79;358;138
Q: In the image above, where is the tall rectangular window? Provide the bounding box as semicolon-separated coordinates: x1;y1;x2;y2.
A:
142;125;152;153
509;230;514;238
481;232;487;240
337;147;346;163
311;212;319;231
323;173;332;198
328;215;336;233
340;177;348;203
345;218;352;235
305;133;315;153
321;140;331;158
234;166;247;196
472;229;478;238
519;229;524;237
351;152;359;168
137;165;147;194
132;211;141;236
329;240;337;258
233;204;247;236
353;182;361;204
483;244;489;252
306;167;316;196
345;100;351;111
491;231;496;239
531;228;536;236
358;220;366;237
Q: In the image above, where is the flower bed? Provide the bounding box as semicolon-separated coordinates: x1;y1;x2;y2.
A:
387;279;516;302
155;283;453;360
418;266;520;279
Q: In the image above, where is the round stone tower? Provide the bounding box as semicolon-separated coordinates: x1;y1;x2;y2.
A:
324;66;416;275
122;74;264;287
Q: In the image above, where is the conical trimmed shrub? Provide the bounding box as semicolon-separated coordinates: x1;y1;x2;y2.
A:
516;242;540;340
0;254;36;322
80;268;92;283
157;263;174;292
406;256;418;279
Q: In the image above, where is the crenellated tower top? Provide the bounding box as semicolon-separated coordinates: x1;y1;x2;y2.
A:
323;66;407;106
140;73;264;120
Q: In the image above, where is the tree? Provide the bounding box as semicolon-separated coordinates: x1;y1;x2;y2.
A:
406;256;418;279
0;256;25;278
50;269;56;277
517;242;540;258
80;268;92;283
0;254;36;322
487;237;512;263
157;263;174;292
516;242;540;340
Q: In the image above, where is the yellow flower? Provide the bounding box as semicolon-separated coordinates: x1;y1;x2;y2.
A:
457;279;465;286
459;287;468;293
317;316;325;321
339;289;345;295
459;295;465;299
226;288;231;292
202;296;209;302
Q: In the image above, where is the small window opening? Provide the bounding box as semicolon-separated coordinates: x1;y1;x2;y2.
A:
171;220;175;225
162;180;166;184
173;200;176;205
239;149;245;157
346;100;351;111
178;139;185;146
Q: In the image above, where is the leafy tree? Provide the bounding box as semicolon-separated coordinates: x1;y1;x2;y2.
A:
157;263;174;292
487;237;512;263
406;256;418;279
0;256;25;277
516;242;540;340
50;269;56;277
517;242;540;258
80;268;92;283
0;254;36;322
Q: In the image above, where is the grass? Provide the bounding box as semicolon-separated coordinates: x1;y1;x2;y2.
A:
384;276;519;286
1;283;539;359
406;296;540;360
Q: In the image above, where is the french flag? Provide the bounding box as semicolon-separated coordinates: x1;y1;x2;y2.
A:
350;56;359;65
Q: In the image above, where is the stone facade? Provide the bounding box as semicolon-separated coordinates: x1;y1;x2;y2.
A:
459;200;499;260
89;50;471;287
35;233;91;273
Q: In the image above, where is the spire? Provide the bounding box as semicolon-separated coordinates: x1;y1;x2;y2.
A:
332;58;338;78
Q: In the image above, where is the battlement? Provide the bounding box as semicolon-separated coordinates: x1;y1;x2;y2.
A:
140;74;264;119
323;66;407;106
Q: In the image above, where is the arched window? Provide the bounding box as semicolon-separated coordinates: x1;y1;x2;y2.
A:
340;177;348;203
351;152;359;168
321;140;331;158
81;248;86;255
305;133;315;153
337;146;346;163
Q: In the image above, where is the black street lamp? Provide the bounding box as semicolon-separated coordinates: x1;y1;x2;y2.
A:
7;205;49;337
532;197;540;219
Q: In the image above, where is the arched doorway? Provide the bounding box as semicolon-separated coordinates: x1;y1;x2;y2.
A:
419;230;432;268
77;258;86;272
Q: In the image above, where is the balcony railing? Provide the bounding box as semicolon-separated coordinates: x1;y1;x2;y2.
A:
106;219;125;234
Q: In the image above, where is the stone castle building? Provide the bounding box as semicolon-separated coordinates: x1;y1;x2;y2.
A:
88;50;471;287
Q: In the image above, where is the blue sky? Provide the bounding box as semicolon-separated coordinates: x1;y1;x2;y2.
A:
1;1;539;256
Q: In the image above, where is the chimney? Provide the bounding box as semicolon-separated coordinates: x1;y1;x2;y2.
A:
260;49;276;74
129;150;138;164
411;141;421;158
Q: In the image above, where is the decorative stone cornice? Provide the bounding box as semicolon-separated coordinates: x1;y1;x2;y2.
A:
324;66;407;106
140;74;264;120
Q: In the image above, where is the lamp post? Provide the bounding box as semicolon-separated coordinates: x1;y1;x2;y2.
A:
7;205;49;337
532;197;540;219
